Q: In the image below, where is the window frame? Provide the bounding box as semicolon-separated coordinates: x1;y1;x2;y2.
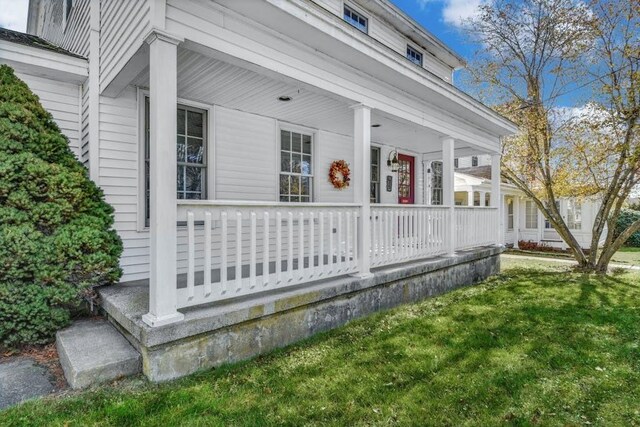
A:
370;146;380;203
406;45;423;66
137;90;214;231
471;156;478;167
430;161;443;206
278;125;315;203
507;198;514;231
525;200;538;229
343;3;369;33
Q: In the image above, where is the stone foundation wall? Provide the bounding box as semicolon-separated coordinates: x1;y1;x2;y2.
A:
131;251;500;382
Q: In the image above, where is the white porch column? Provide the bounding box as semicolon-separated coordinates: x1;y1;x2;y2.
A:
352;104;373;277
467;190;474;207
490;154;502;245
442;137;455;255
479;191;486;207
142;30;185;327
514;196;520;248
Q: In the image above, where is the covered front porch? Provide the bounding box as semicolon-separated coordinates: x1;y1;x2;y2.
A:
126;34;504;327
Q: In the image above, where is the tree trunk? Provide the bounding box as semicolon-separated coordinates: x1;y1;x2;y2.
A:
595;218;640;273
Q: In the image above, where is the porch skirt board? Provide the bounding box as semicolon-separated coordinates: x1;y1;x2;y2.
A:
101;246;502;382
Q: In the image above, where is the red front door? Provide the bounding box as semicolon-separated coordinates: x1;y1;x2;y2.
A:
398;153;414;204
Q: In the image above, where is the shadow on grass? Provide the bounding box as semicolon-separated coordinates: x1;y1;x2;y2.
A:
3;265;640;426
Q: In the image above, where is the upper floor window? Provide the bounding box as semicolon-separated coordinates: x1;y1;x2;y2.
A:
406;45;423;66
344;4;368;33
280;129;313;202
471;156;478;167
507;199;514;231
454;158;459;168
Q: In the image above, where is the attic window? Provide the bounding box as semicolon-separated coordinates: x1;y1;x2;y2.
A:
471;156;478;166
406;45;423;66
344;4;368;33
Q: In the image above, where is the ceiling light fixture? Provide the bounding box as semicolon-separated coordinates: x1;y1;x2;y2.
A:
278;96;292;102
371;124;381;128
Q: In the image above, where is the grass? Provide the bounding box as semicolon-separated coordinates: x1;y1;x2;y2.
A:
2;258;640;426
611;247;640;266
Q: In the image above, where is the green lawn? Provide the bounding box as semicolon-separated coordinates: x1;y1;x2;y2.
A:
3;258;640;426
612;247;640;266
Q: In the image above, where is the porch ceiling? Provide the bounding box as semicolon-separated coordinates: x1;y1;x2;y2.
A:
132;47;483;155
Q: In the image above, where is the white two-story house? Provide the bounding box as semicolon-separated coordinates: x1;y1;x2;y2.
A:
1;0;516;382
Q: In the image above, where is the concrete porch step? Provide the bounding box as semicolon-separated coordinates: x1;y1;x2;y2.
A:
56;319;141;389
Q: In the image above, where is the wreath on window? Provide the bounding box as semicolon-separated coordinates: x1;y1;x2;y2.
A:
329;160;351;189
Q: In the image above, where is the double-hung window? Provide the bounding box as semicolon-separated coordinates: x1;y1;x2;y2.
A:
471;156;478;167
144;98;207;226
431;161;443;205
567;200;582;230
280;129;313;202
344;4;368;33
370;147;380;203
406;45;423;66
525;200;537;229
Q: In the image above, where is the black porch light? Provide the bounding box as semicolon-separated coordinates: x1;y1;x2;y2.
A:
387;150;399;172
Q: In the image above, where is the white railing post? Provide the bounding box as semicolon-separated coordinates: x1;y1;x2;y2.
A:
491;153;502;245
442;137;455;256
467;190;474;206
351;104;373;277
142;30;184;327
514;196;520;249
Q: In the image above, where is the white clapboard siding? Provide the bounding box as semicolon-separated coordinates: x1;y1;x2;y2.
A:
96;86;149;281
214;106;277;201
34;0;90;57
315;131;355;203
81;81;90;167
99;0;150;89
15;72;81;159
313;0;342;15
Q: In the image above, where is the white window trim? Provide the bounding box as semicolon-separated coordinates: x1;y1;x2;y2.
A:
136;88;215;231
343;1;369;34
276;121;317;203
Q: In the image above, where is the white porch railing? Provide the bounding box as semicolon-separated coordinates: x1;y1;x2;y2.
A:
370;205;449;267
176;201;360;309
176;202;498;309
454;206;499;250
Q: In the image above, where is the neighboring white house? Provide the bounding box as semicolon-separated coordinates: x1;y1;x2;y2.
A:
449;154;604;250
1;0;518;381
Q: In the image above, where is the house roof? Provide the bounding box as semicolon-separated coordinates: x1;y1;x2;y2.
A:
456;165;493;180
0;27;85;59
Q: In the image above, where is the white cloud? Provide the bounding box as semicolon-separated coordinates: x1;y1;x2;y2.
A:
0;0;29;32
441;0;485;26
415;0;486;27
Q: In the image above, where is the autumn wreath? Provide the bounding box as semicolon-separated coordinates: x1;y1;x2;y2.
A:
329;160;351;189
